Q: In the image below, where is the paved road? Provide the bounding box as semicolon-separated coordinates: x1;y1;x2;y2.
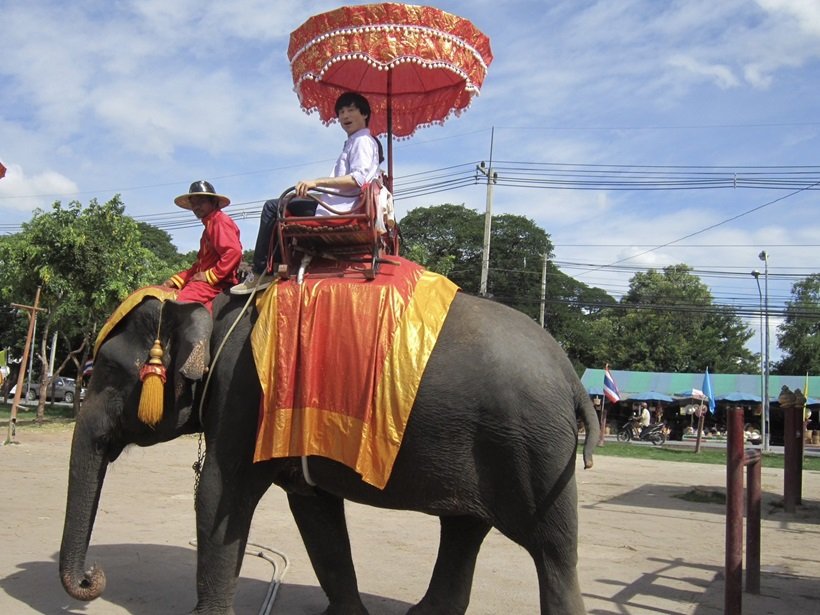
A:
1;425;818;614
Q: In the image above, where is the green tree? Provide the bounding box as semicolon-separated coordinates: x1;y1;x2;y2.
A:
400;205;554;308
399;204;616;372
0;198;167;415
137;222;190;274
775;274;820;375
547;280;618;372
607;264;756;373
483;214;551;316
400;204;484;287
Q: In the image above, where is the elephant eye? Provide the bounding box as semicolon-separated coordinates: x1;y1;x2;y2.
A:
93;434;111;456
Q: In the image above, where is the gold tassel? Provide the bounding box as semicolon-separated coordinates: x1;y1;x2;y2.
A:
138;339;166;427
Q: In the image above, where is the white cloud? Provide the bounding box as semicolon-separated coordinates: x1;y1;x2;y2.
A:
667;55;741;89
743;64;774;88
0;164;79;213
758;0;820;36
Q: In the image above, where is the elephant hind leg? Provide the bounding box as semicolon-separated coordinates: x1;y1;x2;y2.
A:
506;491;585;614
407;515;491;615
529;542;585;615
498;516;585;614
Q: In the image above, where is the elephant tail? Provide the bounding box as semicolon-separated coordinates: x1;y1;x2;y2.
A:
574;380;599;469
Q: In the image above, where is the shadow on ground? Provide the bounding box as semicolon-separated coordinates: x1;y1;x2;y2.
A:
585;556;820;615
586;483;820;525
0;544;413;614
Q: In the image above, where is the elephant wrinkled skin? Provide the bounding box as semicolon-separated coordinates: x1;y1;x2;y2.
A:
60;290;598;614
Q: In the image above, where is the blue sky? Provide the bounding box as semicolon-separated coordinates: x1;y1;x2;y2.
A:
1;0;819;363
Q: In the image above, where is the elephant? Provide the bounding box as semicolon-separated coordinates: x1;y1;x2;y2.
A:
60;289;599;614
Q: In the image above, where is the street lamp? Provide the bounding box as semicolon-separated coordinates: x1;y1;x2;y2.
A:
751;269;766;450
758;250;770;451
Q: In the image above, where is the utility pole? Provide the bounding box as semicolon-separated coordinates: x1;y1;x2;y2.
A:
751;270;765;450
759;250;770;452
477;127;497;297
4;287;46;445
539;251;548;327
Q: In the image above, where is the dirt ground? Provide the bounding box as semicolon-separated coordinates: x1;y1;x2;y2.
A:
1;423;818;614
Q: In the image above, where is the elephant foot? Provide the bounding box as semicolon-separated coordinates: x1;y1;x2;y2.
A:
190;605;235;615
407;598;466;615
323;604;368;615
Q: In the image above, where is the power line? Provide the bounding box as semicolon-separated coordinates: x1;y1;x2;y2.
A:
570;179;820;279
6;161;820;210
484;294;818;321
555;243;820;248
493;121;820;131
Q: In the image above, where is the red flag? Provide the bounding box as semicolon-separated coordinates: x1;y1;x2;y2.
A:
603;365;621;404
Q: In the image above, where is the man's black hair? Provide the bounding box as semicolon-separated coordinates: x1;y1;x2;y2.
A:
334;92;384;163
335;92;371;125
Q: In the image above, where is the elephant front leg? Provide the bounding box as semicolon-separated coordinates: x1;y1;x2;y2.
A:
287;491;369;615
192;455;266;614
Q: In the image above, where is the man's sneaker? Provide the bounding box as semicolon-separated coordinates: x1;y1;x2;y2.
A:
230;271;275;295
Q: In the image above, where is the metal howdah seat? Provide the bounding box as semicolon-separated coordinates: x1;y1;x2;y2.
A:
275;182;399;280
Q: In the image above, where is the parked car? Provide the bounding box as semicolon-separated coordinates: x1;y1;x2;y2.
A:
25;377;85;403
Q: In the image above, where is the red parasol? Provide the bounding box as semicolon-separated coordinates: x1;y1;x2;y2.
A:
288;2;493;183
0;162;6;180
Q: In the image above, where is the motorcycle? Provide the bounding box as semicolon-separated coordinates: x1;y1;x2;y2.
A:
617;418;667;445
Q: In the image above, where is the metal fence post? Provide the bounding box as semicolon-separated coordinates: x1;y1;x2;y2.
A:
745;448;761;594
725;406;744;614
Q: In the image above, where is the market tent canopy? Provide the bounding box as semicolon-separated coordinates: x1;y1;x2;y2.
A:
717;391;762;403
627;391;674;402
581;368;819;404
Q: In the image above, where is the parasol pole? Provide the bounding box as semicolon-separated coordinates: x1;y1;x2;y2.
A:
386;69;394;193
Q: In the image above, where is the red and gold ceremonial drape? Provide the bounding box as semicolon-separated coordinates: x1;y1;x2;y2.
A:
251;259;458;488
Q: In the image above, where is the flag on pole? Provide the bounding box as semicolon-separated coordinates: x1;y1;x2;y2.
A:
603;365;621;404
805;371;810;421
702;367;716;414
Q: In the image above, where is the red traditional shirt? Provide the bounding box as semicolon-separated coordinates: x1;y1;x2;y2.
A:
170;209;242;289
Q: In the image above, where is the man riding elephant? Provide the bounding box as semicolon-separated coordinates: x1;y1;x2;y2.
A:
163;180;242;310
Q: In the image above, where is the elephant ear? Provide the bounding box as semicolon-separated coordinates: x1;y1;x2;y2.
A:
159;301;213;428
164;301;213;380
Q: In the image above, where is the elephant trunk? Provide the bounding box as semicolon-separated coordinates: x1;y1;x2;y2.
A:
59;419;109;601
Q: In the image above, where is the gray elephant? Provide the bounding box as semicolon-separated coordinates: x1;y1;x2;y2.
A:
60;290;599;614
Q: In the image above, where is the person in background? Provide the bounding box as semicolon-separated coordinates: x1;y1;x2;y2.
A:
638;402;651;435
163;180;242;310
231;91;382;295
653;405;663;425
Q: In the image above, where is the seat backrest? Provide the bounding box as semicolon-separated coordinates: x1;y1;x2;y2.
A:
277;183;381;269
